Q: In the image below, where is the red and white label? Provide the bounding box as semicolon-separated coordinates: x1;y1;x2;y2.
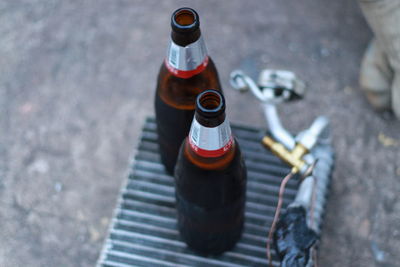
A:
188;119;234;158
165;36;208;79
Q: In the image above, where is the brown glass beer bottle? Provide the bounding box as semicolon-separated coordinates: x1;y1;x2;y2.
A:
174;90;247;255
155;7;222;175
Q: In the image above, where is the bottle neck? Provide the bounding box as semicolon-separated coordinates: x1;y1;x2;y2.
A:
188;117;234;158
165;35;209;79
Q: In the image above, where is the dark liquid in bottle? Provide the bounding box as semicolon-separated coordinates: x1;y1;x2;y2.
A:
174;141;247;255
155;94;194;174
154;59;221;174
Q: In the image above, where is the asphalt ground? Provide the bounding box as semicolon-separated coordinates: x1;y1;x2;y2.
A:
1;0;399;266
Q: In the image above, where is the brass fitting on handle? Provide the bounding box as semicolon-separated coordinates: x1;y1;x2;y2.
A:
262;135;309;174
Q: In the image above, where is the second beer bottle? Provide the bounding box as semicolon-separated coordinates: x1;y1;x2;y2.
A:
174;90;247;255
155;7;222;174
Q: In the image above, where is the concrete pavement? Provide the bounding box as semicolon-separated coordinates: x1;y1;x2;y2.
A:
1;0;399;266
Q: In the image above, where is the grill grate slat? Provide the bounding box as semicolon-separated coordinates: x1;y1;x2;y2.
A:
98;117;333;267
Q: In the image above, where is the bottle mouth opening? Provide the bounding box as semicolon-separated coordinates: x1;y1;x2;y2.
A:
171;7;199;32
196;90;225;117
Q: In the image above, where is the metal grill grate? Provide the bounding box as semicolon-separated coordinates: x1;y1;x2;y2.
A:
97;117;334;267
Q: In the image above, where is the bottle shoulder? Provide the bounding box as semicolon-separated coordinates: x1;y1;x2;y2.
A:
181;137;244;171
156;58;222;109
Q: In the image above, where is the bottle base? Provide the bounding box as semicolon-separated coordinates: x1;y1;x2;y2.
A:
158;145;177;175
177;213;244;256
